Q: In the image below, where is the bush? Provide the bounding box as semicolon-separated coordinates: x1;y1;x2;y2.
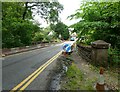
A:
32;32;44;42
108;48;120;67
2;20;41;48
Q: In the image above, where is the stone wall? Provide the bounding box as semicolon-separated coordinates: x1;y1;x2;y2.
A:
77;44;92;62
77;40;110;66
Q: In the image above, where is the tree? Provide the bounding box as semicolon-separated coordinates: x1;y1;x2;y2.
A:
32;32;44;42
53;21;69;40
2;1;63;48
69;2;120;49
27;2;63;23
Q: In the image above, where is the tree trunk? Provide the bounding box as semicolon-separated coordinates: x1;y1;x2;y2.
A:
22;2;28;20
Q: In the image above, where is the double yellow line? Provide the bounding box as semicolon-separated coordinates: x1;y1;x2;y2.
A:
10;51;62;91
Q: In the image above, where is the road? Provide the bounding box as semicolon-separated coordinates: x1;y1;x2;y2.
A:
2;43;63;90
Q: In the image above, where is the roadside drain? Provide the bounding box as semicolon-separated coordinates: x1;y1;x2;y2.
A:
49;56;73;90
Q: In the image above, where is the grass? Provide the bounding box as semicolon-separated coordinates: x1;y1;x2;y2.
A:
89;62;118;78
61;63;95;90
89;63;99;72
88;62;119;90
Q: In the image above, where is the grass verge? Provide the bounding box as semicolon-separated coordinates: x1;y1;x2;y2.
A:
61;63;95;90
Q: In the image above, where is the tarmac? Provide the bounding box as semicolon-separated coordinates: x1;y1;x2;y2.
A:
1;42;60;57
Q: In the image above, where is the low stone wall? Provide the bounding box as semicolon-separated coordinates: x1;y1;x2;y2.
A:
77;40;110;66
77;44;92;62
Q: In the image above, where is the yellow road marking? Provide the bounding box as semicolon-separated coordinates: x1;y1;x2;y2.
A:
10;51;62;91
11;51;61;91
19;51;62;91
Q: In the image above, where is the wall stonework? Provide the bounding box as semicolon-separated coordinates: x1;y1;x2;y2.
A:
77;40;110;66
77;44;92;62
91;40;109;66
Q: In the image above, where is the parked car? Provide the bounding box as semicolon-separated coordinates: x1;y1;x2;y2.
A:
70;37;75;41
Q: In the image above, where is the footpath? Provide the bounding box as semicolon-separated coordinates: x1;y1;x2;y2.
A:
58;50;119;91
1;42;60;57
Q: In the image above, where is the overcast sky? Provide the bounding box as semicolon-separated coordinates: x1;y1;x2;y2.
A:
58;0;81;26
34;0;82;27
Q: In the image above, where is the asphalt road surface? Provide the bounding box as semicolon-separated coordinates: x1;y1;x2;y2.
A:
2;43;63;90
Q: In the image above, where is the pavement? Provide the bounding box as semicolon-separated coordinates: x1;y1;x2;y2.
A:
2;41;77;91
66;50;118;90
2;42;59;57
2;43;63;90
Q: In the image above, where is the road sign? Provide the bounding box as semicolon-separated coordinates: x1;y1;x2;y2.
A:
63;44;71;53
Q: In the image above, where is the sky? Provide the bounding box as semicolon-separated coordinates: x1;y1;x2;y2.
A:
34;0;82;27
58;0;81;26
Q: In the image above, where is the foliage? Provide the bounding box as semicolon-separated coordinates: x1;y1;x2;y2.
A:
2;2;63;48
69;2;120;49
32;32;44;42
30;2;63;24
108;48;120;66
42;26;56;42
53;21;69;40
